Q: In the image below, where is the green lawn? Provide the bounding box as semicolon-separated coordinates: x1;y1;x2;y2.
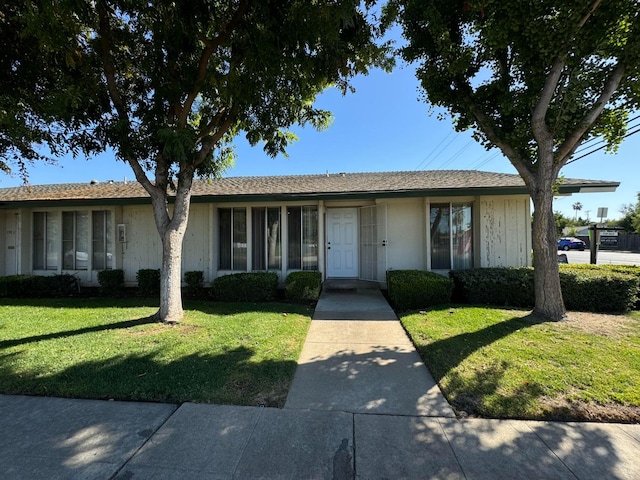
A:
0;298;312;407
401;306;640;422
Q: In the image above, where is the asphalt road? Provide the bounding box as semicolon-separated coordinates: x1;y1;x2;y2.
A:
561;249;640;266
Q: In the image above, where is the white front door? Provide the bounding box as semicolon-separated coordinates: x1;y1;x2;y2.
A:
326;208;358;278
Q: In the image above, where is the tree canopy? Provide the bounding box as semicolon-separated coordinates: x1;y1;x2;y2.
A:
385;0;640;320
3;0;391;322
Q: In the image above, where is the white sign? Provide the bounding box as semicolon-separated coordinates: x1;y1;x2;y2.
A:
597;207;608;218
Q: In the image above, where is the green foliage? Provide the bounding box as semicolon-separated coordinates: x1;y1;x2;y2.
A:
385;0;640;319
136;269;161;296
184;271;205;298
285;271;322;302
450;268;535;308
386;270;453;311
451;266;640;313
560;268;639;313
211;272;278;302
0;274;79;298
0;275;36;297
97;270;124;296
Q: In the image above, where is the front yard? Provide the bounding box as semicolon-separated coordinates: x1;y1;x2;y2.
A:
0;298;312;407
401;306;640;422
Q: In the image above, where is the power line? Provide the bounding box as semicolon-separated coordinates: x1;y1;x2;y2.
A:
566;124;640;165
414;131;455;170
436;139;474;169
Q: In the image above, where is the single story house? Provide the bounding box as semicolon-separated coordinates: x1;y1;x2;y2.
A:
0;170;618;286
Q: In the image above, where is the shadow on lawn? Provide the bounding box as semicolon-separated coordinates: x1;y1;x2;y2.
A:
416;311;550;419
0;316;158;349
0;345;298;407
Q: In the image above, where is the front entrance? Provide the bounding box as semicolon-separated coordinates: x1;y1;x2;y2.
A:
326;208;358;278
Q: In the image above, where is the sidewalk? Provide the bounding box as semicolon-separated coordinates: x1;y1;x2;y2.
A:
1;283;640;479
2;394;639;479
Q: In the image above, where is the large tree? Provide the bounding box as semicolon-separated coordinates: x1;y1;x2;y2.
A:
13;0;389;322
385;0;640;320
1;0;106;177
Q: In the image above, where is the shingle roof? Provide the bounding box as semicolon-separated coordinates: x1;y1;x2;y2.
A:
0;170;619;206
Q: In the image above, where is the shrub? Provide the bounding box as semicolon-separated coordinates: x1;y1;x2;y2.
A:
210;272;278;302
0;275;37;297
559;267;639;313
184;271;204;298
0;274;80;298
387;270;453;311
97;269;124;296
285;271;322;302
451;266;639;313
137;269;161;296
450;268;535;307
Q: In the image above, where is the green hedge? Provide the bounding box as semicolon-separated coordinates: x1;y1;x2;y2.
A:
387;270;453;311
0;274;80;298
285;271;322;302
97;269;124;296
184;271;205;298
450;266;640;313
210;272;278;302
137;269;160;296
559;268;639;313
450;268;535;307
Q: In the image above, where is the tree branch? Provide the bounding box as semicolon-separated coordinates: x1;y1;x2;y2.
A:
555;62;626;164
456;82;535;186
178;0;250;127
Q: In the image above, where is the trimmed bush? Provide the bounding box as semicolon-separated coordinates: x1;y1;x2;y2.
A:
451;266;640;313
387;269;453;311
0;274;80;298
97;269;124;296
285;271;322;302
210;272;278;302
560;267;639;313
184;271;205;298
450;268;535;307
0;275;37;297
137;269;161;296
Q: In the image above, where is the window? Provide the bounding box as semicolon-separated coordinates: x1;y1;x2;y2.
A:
430;203;473;270
252;207;281;270
63;211;89;270
287;206;318;270
34;210;113;271
33;212;59;270
92;211;113;270
219;207;247;270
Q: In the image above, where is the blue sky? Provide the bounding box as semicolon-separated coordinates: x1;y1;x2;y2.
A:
1;62;638;221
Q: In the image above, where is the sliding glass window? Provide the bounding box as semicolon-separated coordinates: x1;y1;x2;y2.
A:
62;211;89;270
252;207;281;271
33;212;59;270
219;207;247;270
287;206;318;270
430;203;473;270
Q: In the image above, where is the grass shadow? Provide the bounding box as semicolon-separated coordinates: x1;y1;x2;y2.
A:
0;316;157;349
0;345;299;407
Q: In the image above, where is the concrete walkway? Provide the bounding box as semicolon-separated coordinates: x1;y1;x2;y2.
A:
285;280;454;417
2;284;640;478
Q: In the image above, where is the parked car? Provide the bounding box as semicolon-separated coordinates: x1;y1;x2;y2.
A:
557;237;586;251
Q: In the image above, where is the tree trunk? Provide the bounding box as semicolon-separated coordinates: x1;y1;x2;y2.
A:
157;226;187;323
530;179;567;321
150;176;193;324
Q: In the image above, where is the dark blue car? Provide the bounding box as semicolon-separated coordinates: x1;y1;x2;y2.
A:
557;237;585;251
